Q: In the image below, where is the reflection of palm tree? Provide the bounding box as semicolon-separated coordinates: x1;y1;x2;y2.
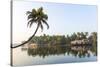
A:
12;7;49;48
25;45;95;58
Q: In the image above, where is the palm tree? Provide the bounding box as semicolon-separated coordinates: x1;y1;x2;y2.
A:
12;7;49;48
76;32;81;40
91;32;97;45
84;32;88;39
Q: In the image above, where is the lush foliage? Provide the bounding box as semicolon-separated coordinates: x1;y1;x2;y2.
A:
28;32;97;46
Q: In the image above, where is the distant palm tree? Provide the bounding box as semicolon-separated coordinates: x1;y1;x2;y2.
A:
12;7;49;48
85;32;88;38
77;32;81;40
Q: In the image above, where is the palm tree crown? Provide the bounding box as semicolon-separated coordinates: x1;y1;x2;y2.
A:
26;7;49;31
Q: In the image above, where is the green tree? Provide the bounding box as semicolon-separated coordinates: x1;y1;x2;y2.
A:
76;32;81;40
71;32;77;41
91;32;97;45
66;35;71;44
81;32;88;39
84;32;88;38
12;7;49;48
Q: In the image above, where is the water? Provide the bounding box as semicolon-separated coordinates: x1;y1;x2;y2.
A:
12;44;97;66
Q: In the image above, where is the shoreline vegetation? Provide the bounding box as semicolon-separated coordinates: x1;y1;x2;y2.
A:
20;32;97;58
20;32;97;48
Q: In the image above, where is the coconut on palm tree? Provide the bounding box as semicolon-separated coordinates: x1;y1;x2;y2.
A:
12;7;49;48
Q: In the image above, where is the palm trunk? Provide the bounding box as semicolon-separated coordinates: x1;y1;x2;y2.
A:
11;24;39;48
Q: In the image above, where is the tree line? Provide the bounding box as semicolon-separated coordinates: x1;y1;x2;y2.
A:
28;32;97;46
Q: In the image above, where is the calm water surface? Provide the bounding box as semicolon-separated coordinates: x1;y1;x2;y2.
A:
12;44;97;66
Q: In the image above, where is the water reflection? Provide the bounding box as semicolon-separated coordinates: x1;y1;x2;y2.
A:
21;44;97;59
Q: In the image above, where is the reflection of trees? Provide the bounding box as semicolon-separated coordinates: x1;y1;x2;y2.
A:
25;45;97;58
90;45;97;56
27;46;68;58
70;49;90;58
88;32;97;56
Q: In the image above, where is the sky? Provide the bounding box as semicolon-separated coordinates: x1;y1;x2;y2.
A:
12;0;97;43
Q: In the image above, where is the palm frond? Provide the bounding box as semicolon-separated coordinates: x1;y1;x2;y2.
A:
32;9;37;14
27;19;36;27
26;11;31;15
27;14;33;20
39;22;43;32
38;7;43;13
29;22;34;28
42;19;49;29
27;20;31;27
43;14;48;20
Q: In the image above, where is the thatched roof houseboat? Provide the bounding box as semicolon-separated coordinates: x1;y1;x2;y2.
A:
70;39;92;46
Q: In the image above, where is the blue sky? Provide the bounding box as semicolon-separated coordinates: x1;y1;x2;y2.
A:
13;0;97;43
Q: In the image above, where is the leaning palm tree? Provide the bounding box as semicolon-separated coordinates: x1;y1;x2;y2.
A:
12;7;49;48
